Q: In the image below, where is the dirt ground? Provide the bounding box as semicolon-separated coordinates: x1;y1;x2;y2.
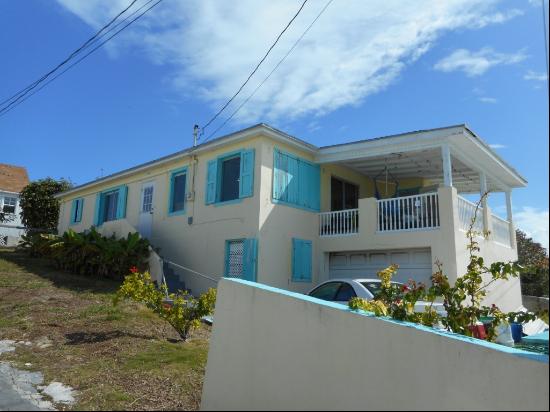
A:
0;248;210;410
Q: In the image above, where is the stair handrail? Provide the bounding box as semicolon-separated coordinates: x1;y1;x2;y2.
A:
163;258;219;285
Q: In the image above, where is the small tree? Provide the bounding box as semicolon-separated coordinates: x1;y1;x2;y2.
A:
516;229;549;297
114;268;217;341
19;178;72;232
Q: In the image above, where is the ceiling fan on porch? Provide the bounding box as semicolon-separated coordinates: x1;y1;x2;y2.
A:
372;156;400;200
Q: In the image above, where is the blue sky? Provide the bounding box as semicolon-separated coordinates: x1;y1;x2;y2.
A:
1;0;548;247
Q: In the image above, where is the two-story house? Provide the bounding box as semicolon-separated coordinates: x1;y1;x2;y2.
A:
0;163;29;246
56;124;525;311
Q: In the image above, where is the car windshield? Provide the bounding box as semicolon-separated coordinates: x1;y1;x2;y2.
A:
360;281;402;298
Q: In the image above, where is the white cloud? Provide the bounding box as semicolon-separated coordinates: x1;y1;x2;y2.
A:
479;97;498;103
489;143;507;148
56;0;524;124
514;207;549;250
524;70;548;82
434;48;527;77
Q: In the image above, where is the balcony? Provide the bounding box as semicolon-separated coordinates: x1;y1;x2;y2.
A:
318;188;514;249
319;192;440;236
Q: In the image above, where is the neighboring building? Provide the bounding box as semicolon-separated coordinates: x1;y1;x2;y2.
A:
0;163;29;246
56;124;525;311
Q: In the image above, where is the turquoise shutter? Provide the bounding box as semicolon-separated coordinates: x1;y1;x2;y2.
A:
206;159;217;204
292;238;312;282
243;238;258;282
116;185;128;219
298;161;320;211
287;155;299;205
93;193;102;226
239;149;255;198
70;199;77;224
273;150;282;201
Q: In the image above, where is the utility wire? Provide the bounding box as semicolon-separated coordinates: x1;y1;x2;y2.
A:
542;0;549;88
203;0;334;143
0;0;163;118
200;0;309;132
0;0;140;108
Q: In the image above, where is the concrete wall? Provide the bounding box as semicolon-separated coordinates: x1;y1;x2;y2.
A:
201;278;549;411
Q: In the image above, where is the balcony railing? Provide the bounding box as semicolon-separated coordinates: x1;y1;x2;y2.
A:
457;196;484;233
377;193;440;232
491;214;511;247
319;208;359;237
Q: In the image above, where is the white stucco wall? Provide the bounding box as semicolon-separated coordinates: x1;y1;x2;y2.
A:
201;278;549;411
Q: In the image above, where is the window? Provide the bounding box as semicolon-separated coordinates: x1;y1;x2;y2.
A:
292;238;312;282
360;281;403;299
309;282;342;301
220;156;240;202
103;191;119;222
169;168;187;215
142;186;154;213
224;238;258;282
2;197;16;214
205;149;255;205
226;239;244;278
331;177;358;211
93;185;128;226
334;283;356;302
70;198;84;224
273;149;320;212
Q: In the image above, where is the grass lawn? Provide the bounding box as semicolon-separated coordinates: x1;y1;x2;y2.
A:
0;248;210;410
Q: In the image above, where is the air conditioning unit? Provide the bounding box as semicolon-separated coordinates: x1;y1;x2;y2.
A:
186;191;195;201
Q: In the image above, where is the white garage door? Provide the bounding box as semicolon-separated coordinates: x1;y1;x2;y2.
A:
329;248;433;285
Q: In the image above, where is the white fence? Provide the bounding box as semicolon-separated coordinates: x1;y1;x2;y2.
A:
377;192;439;232
492;214;511;246
319;208;359;237
457;196;484;233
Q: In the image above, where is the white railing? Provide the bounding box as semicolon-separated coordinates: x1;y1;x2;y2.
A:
491;214;511;247
377;193;440;232
319;209;359;236
457;196;484;233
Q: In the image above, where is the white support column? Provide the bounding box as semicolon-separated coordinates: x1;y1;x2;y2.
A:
505;189;517;249
479;172;490;235
441;144;453;187
479;172;488;204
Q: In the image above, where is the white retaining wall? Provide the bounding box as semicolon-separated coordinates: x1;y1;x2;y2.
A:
201;278;549;411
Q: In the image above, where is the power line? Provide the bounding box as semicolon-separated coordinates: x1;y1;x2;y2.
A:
0;0;140;108
200;0;309;133
542;0;549;87
203;0;334;143
0;0;163;118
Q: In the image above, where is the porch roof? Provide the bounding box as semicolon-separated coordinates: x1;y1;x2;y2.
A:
315;125;526;193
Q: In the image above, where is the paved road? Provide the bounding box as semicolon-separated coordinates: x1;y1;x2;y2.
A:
0;364;47;411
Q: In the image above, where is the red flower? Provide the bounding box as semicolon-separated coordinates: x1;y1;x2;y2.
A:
401;285;409;292
130;266;138;273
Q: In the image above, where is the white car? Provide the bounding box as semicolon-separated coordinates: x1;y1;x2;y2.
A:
307;278;447;316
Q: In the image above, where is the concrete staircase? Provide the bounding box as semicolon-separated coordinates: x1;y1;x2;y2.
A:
162;260;191;295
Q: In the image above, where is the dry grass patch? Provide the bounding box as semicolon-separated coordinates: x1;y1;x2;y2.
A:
0;248;210;410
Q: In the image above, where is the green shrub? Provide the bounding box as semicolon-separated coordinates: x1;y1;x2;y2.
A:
114;269;216;341
349;195;536;342
19;228;150;280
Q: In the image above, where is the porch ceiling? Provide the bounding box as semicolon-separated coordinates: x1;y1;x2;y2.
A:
337;148;501;193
